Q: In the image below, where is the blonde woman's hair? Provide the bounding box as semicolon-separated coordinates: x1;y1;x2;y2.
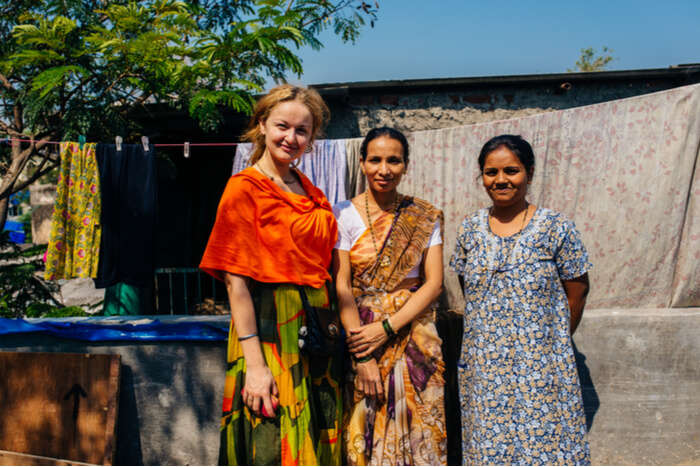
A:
244;84;330;166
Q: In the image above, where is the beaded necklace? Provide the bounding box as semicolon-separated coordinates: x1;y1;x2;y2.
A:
365;191;400;268
255;162;297;185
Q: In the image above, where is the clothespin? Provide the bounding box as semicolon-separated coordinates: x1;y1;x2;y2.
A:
141;136;149;152
115;136;123;152
183;142;190;159
78;135;86;150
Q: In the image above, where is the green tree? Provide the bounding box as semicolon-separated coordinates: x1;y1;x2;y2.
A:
0;0;378;226
568;46;615;72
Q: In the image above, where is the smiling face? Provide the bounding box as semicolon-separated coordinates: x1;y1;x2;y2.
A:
259;100;313;165
361;136;406;194
482;145;532;207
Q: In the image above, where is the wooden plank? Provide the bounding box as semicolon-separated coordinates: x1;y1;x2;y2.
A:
0;352;121;465
101;355;120;465
0;449;93;466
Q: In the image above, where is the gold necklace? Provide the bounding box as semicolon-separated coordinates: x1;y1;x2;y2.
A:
489;203;529;237
256;163;297;184
365;192;399;267
490;203;530;271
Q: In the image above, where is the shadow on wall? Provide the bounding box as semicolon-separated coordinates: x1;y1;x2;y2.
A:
108;342;224;465
573;340;600;432
114;364;143;465
436;310;463;465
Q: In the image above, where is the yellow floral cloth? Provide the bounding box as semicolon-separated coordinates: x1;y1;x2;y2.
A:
44;142;101;280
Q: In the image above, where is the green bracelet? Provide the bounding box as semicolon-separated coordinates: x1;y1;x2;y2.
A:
382;318;396;337
354;354;373;363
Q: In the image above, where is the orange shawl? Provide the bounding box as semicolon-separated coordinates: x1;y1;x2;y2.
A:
199;167;337;288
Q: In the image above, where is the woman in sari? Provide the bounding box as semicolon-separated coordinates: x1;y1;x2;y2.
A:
333;127;447;465
200;84;342;465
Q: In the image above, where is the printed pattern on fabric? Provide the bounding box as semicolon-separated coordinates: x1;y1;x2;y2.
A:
402;83;700;309
219;282;342;466
449;207;591;466
343;196;447;466
45;142;101;280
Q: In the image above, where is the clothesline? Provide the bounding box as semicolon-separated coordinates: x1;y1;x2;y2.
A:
0;137;238;147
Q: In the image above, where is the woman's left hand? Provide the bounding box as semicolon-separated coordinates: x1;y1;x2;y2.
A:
347;321;389;358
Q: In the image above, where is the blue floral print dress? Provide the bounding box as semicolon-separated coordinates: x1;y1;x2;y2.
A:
450;207;591;466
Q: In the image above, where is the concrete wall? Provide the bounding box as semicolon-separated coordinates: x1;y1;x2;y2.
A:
1;309;698;465
315;69;700;138
575;308;700;465
29;183;55;245
0;334;227;466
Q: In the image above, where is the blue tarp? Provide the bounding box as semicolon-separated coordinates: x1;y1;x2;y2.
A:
0;317;228;342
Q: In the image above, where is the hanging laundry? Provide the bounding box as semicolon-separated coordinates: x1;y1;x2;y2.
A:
344;137;365;198
103;282;143;316
402;83;700;309
94;143;157;289
44;142;101;280
233;139;349;205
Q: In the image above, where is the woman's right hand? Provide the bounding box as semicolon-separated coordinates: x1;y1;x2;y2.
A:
242;363;279;418
355;358;384;402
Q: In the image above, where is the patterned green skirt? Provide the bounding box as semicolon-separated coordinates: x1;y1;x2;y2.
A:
219;282;342;465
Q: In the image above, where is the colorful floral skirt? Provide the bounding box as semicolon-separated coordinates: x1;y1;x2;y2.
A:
219;282;342;465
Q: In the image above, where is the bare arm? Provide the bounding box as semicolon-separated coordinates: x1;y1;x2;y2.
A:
347;243;444;358
562;272;590;335
332;249;363;332
223;273;278;417
332;249;384;401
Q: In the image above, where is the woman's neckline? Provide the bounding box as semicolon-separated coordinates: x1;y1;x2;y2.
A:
485;205;539;239
349;194;400;230
249;166;310;199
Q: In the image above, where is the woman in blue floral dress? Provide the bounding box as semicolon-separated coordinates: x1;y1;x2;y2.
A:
450;134;591;465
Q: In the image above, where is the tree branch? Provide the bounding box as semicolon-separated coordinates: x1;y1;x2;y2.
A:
300;0;354;27
9;156;60;194
120;91;154;116
13;103;23;133
94;71;138;103
0;120;23;138
0;137;51;199
0;72;14;91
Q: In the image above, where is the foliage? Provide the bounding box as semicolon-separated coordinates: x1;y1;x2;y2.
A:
568;46;615;72
25;303;89;318
18;209;33;243
0;0;378;221
0;234;62;318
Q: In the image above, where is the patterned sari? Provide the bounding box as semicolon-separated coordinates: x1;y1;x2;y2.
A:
343;195;447;466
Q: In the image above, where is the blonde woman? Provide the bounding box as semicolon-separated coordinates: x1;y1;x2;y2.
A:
200;85;341;465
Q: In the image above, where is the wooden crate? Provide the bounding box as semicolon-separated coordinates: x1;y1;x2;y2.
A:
0;352;120;465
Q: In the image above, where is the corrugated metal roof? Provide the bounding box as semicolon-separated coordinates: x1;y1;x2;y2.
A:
310;65;700;95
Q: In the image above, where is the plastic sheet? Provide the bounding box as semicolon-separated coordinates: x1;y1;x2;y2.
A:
0;317;228;342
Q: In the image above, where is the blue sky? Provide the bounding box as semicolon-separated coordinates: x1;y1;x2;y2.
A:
287;0;700;86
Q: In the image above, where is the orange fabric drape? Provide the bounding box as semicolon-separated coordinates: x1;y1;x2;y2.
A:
199;167;337;288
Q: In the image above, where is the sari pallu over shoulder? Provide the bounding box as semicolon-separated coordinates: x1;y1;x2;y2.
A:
351;196;444;294
344;195;447;466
